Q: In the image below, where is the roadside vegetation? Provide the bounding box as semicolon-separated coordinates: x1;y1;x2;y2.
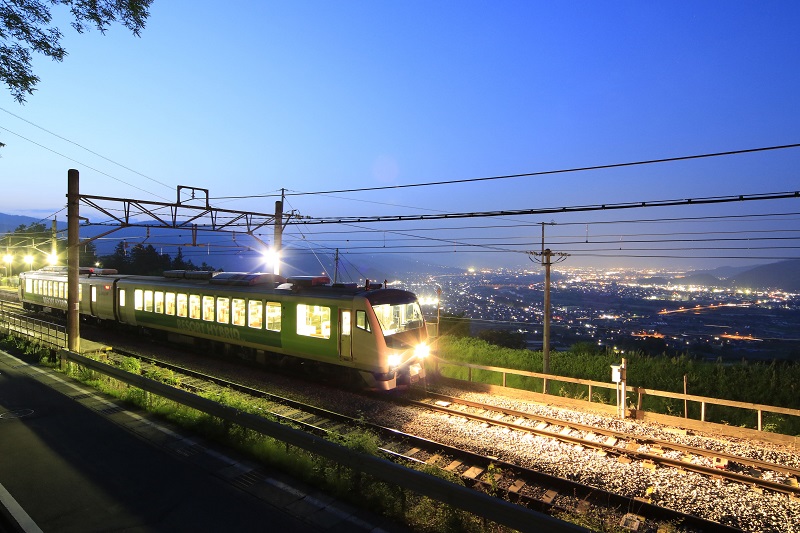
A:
0;334;520;533
434;335;800;435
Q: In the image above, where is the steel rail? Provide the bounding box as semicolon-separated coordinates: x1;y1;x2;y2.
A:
96;349;742;532
412;392;800;496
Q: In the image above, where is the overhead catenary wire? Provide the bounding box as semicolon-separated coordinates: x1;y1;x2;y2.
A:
0;106;174;192
7;123;796;268
210;143;800;200
0;125;172;202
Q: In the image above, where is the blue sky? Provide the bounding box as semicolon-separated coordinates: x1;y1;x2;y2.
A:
2;1;800;273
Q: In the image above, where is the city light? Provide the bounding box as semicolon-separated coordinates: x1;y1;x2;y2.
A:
24;255;34;271
47;253;58;265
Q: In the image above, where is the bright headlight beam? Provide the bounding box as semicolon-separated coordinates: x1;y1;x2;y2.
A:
414;343;430;358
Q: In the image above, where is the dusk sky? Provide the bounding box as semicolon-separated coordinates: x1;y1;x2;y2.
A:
2;1;800;274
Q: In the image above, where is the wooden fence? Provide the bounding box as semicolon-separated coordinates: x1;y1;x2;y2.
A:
432;357;800;438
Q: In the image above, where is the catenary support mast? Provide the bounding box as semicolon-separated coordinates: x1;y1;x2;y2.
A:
67;169;80;354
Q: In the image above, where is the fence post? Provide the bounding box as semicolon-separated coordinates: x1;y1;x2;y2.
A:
683;374;688;418
701;401;706;422
758;410;762;431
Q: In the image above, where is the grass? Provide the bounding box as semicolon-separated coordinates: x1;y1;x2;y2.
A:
1;333;519;533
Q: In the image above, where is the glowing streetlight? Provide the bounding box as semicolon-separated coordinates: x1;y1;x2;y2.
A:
3;254;11;277
24;255;34;271
47;253;58;265
263;248;281;275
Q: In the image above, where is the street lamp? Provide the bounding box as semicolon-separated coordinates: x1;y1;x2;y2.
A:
263;248;280;275
24;254;34;271
47;253;58;265
3;254;11;278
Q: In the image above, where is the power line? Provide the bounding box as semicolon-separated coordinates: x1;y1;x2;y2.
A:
210;143;800;200
0;107;174;192
0;126;172;202
294;191;800;225
273;211;800;236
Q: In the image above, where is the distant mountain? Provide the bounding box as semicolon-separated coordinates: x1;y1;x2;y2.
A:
0;213;66;234
690;265;754;280
728;259;800;292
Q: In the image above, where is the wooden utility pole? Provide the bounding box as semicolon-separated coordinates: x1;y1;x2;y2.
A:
67;169;80;354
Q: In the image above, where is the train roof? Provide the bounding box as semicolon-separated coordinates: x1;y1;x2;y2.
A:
21;268;417;301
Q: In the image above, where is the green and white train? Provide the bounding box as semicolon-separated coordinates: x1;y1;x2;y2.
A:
19;267;429;390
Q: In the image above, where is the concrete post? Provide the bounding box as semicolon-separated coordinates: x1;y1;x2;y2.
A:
67;169;80;355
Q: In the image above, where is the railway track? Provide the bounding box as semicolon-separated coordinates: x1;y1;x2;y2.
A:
95;348;740;532
3;308;795;530
404;392;800;498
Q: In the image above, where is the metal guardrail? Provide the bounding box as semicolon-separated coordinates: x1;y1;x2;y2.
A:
60;350;586;533
0;302;67;349
433;356;800;433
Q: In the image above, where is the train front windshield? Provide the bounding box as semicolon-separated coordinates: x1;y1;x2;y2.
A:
372;301;424;336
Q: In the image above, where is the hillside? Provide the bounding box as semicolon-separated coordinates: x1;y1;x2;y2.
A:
728;259;800;291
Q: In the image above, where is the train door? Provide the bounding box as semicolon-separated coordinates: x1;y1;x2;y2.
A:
339;309;353;360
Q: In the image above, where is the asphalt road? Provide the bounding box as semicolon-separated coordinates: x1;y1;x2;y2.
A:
0;349;395;533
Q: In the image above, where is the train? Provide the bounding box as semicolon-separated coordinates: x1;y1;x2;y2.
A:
18;266;429;390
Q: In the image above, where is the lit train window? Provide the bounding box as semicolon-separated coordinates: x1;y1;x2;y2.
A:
26;278;32;293
144;290;154;312
297;304;331;339
177;294;188;317
165;292;176;315
266;302;281;332
58;282;65;299
47;281;53;297
248;300;262;329
91;286;97;303
232;298;245;326
356;310;371;332
35;279;40;293
217;297;230;324
134;289;143;310
119;289;126;306
202;296;214;321
154;291;164;314
372;302;423;336
79;284;82;301
188;295;200;319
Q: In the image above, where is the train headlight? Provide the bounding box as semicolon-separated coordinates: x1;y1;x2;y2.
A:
387;353;401;369
414;343;430;359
